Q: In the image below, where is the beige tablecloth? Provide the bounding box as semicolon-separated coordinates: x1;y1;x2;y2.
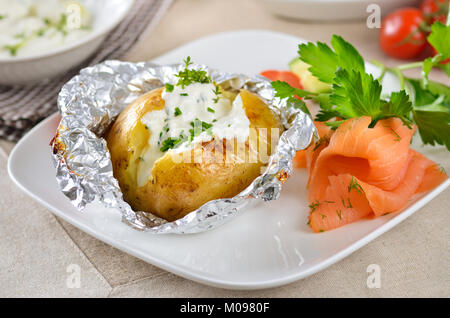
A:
1;0;449;297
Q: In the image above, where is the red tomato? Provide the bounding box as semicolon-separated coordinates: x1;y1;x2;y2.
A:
379;8;428;60
420;0;448;25
260;70;303;89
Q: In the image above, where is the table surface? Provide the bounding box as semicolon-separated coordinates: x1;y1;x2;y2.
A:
1;0;449;297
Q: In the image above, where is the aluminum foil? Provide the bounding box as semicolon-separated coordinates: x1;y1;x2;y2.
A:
51;60;316;234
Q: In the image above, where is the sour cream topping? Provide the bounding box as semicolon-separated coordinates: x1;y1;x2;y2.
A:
137;82;251;187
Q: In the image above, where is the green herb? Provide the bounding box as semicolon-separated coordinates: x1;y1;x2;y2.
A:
341;197;353;209
159;133;189;152
56;13;68;35
43;18;51;25
144;125;149;130
37;28;46;37
212;85;221;103
174;107;182;116
319;229;325;233
165;83;174;92
175;56;211;88
180;93;188;96
14;32;26;39
207;107;215;113
212;119;217;123
348;177;364;194
0;15;5;20
3;44;21;56
320;213;327;220
308;200;320;213
336;209;342;220
271;28;450;150
189;119;213;140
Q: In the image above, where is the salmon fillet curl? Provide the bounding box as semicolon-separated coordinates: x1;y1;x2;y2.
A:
305;117;447;232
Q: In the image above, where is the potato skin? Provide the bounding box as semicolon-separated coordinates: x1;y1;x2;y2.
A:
106;88;283;221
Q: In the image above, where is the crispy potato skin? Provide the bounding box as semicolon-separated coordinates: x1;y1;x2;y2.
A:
106;88;283;221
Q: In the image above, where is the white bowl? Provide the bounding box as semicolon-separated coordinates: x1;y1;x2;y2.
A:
0;0;134;86
261;0;421;21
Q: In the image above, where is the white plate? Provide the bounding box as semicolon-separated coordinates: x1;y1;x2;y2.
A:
8;30;450;290
261;0;421;21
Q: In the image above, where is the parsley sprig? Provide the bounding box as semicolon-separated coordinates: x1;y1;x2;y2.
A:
272;26;450;150
175;56;212;88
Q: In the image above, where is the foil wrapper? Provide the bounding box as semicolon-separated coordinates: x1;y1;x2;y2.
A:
51;60;316;234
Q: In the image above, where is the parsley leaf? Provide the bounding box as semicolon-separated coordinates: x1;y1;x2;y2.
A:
165;83;174;92
427;22;450;58
408;78;450;150
174;107;182;116
298;41;338;84
271;80;316;98
380;91;413;127
330;69;383;119
297;35;365;84
330;35;365;74
422;22;450;84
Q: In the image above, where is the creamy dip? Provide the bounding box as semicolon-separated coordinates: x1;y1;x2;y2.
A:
0;0;91;58
138;82;251;186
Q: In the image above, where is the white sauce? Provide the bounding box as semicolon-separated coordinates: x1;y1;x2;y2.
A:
0;0;91;58
138;83;251;187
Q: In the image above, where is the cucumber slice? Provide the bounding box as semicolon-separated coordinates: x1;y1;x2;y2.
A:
289;58;331;94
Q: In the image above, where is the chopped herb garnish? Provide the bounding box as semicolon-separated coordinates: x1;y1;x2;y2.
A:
56;13;68;35
14;32;26;39
3;44;21;56
319;229;325;233
44;18;51;25
341;197;353;209
320;213;327;220
336;210;342;220
174;107;182;116
212;119;217;123
308;200;320;213
144;125;149;130
180;93;188;96
207;107;215;113
0;15;5;20
188;118;213;140
212;85;221;103
37;28;46;37
165;83;174;92
348;177;364;194
175;56;211;88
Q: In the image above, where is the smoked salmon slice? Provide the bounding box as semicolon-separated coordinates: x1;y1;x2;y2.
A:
294;121;331;169
306;116;447;232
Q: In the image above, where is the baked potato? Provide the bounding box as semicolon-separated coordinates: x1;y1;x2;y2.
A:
106;84;283;221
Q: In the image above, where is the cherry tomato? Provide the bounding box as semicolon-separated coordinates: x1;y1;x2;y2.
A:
420;0;448;25
260;70;303;89
379;8;428;60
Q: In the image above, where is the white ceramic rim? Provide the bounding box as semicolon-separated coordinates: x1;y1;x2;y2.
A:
0;0;135;63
